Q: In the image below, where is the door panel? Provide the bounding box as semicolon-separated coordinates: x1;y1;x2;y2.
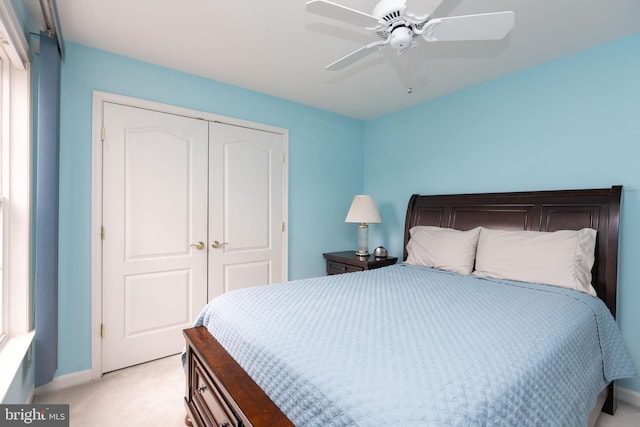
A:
125;129;191;258
224;261;272;293
208;123;285;298
102;103;208;372
124;269;191;335
226;142;270;250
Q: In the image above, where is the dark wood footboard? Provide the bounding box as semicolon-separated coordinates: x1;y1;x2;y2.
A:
184;326;294;427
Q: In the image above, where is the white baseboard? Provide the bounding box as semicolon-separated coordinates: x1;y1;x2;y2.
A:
616;385;640;408
34;369;92;396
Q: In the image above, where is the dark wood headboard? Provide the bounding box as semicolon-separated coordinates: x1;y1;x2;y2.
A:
403;186;622;317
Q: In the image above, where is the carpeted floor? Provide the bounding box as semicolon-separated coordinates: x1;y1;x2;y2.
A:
34;354;639;427
34;354;186;427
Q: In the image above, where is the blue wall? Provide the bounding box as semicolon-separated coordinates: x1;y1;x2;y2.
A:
56;43;364;376
365;33;640;393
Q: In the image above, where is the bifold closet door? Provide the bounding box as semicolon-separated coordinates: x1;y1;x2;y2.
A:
101;104;286;373
207;122;286;299
101;103;209;373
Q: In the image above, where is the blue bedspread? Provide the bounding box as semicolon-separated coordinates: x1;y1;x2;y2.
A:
190;264;636;426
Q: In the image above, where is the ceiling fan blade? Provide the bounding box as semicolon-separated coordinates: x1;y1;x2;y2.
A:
423;11;515;42
306;0;383;28
326;39;389;71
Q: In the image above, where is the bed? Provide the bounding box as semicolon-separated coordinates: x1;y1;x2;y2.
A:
183;186;635;427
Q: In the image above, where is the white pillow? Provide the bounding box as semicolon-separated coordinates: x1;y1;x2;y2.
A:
473;227;597;296
406;226;480;275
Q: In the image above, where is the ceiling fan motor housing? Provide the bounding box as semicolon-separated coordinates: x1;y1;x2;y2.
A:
372;0;414;50
372;0;405;22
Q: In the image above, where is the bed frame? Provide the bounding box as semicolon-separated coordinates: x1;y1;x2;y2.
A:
184;186;623;427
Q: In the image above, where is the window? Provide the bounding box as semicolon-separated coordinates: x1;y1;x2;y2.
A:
0;2;33;401
0;195;4;344
0;53;7;345
0;4;31;344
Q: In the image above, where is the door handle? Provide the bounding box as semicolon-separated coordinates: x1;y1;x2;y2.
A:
211;240;228;249
190;241;205;250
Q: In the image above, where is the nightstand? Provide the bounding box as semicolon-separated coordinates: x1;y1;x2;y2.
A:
322;251;398;275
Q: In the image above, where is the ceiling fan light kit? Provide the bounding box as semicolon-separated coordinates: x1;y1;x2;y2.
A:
306;0;515;71
390;26;412;50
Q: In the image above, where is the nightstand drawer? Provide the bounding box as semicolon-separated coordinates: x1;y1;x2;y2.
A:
327;260;364;275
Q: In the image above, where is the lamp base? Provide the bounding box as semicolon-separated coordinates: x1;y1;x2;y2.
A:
355;223;369;257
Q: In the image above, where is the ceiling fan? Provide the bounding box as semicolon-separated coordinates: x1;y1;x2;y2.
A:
306;0;515;71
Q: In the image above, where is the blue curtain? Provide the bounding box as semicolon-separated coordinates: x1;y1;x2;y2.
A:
34;32;61;387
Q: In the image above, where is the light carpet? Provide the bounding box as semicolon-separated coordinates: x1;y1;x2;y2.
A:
34;354;185;427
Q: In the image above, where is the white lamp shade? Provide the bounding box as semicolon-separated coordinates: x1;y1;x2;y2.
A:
345;195;382;224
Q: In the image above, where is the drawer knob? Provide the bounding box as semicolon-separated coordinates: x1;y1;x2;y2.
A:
197;384;207;393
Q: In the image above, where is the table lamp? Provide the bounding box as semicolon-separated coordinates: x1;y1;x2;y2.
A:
345;195;382;256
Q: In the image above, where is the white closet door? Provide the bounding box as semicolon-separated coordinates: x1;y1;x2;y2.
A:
102;103;208;372
208;122;285;299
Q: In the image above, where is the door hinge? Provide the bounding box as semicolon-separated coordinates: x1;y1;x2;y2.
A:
100;226;105;240
101;127;105;141
281;152;285;164
100;323;105;338
281;222;285;232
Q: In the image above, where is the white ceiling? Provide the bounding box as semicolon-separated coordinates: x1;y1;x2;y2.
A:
40;0;640;120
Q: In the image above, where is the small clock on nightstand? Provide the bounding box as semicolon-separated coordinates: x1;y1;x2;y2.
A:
322;251;398;276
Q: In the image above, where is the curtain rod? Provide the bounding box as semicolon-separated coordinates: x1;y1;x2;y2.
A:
38;0;64;58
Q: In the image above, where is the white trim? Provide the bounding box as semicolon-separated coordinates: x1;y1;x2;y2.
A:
90;92;103;380
6;57;31;337
34;369;92;395
0;41;32;402
616;385;640;408
0;48;32;340
91;91;289;379
1;46;7;346
0;1;31;70
0;331;34;402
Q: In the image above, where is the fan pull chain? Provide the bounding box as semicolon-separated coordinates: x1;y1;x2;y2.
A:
407;49;413;94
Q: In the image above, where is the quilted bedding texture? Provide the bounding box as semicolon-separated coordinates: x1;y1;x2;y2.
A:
190;264;636;427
